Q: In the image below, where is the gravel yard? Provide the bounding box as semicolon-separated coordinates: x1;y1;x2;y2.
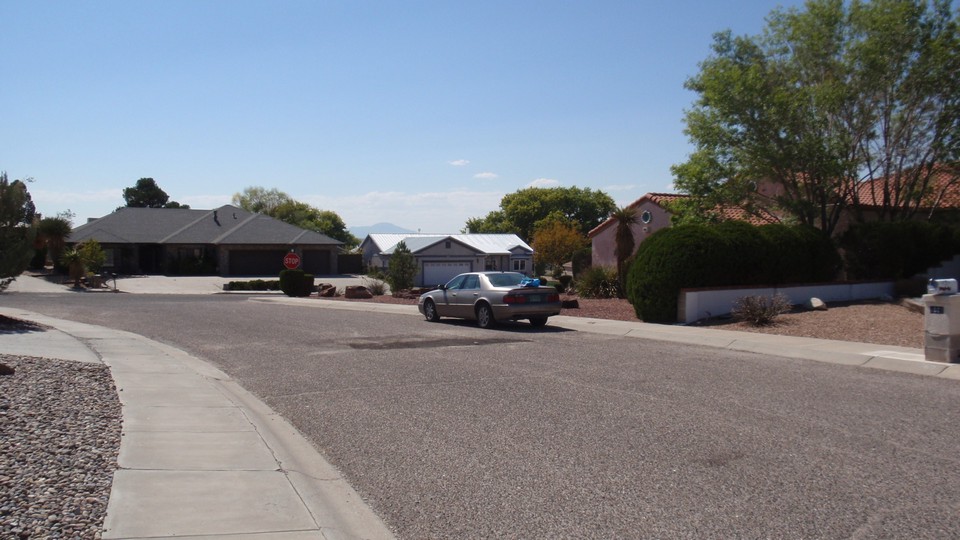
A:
0;351;121;539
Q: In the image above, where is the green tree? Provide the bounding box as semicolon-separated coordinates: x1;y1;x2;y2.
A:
386;241;416;292
0;172;36;287
465;186;615;242
77;239;107;273
674;0;959;236
232;186;292;214
234;187;358;248
532;219;586;278
270;200;360;249
123;178;188;209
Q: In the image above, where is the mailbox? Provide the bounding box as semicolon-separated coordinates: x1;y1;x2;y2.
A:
922;289;960;363
927;278;958;295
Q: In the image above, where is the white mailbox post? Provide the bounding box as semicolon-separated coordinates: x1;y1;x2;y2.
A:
923;279;960;363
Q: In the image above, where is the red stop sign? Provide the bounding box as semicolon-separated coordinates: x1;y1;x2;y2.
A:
283;252;301;270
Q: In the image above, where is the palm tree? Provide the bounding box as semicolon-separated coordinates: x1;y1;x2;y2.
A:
611;206;638;293
38;215;73;268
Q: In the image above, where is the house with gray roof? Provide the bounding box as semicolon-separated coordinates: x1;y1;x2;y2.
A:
69;205;343;276
360;233;534;287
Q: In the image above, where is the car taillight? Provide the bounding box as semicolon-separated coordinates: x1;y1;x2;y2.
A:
503;294;527;304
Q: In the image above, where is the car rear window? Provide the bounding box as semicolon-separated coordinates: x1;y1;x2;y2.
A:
486;273;526;287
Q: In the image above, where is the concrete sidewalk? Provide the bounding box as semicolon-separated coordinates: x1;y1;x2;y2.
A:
0;306;395;540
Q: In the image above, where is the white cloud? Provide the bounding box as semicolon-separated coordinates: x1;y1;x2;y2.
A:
603;183;636;192
474;172;499;180
527;178;560;188
448;159;470;167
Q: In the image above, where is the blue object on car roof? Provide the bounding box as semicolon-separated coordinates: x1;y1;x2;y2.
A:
519;278;540;288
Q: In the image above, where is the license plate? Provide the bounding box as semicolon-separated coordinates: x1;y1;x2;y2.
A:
527;295;542;303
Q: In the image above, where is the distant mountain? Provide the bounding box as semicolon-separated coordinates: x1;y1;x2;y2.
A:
349;222;416;239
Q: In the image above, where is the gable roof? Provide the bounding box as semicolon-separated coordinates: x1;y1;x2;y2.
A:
69;205;343;246
588;192;780;238
366;233;532;255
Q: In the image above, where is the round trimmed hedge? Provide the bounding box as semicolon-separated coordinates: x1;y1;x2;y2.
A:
625;223;840;323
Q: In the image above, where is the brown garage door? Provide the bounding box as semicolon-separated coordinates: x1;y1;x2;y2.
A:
302;250;331;275
228;250;287;276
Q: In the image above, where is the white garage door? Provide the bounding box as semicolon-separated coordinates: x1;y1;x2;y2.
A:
422;261;472;287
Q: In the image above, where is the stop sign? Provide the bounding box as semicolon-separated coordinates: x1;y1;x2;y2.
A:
283;252;301;270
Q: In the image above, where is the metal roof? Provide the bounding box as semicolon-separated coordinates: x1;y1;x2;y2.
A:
367;233;532;255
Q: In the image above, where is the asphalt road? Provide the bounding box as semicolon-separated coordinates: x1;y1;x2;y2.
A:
5;292;960;538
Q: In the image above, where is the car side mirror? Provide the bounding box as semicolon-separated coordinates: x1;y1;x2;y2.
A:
437;284;447;291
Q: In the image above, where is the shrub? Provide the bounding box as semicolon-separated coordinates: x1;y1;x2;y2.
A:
757;224;808;283
575;265;622;299
364;277;387;296
731;294;791;326
841;221;959;280
626;225;726;323
712;221;767;286
385;241;416;292
279;269;314;297
224;279;280;291
29;247;47;270
794;226;842;282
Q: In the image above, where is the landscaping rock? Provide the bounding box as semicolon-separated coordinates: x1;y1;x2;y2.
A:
806;297;828;311
318;284;337;297
344;285;373;299
561;299;580;309
0;362;13;376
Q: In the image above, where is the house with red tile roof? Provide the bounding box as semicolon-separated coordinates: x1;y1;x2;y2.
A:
587;193;779;268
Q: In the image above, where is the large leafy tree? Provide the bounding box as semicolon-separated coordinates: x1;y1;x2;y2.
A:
465;186;616;242
122;178;188;209
232;186;291;214
232;186;359;249
0;172;36;285
674;0;959;236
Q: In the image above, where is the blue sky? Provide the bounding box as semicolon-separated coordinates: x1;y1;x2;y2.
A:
1;0;807;233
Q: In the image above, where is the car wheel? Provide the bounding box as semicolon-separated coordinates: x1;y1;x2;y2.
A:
423;299;440;322
476;303;496;329
529;316;548;328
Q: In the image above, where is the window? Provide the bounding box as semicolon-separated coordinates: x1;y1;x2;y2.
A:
445;275;466;290
640;210;653;224
512;259;527;271
445;240;451;249
462;275;479;289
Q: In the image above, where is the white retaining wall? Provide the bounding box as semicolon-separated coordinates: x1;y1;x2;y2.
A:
678;281;896;324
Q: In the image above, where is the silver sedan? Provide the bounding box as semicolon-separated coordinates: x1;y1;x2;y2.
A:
417;271;562;328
